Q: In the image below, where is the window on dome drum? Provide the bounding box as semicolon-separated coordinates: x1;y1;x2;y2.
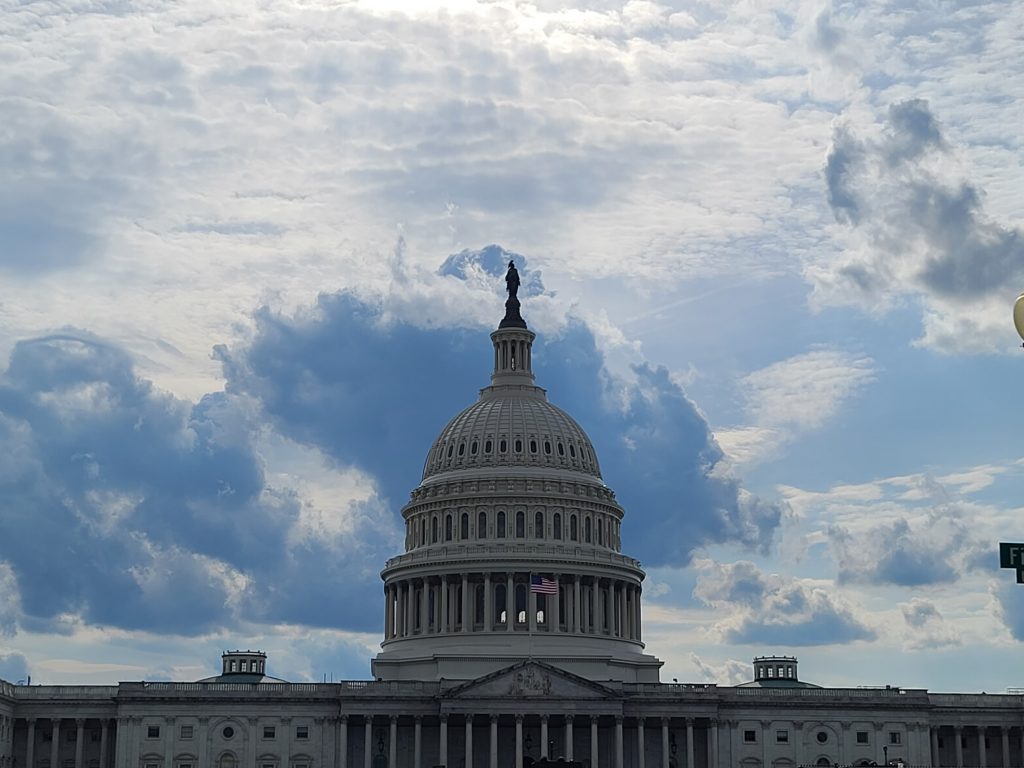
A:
447;444;453;458
570;514;578;540
544;440;551;454
497;511;506;538
420;519;426;546
470;441;477;455
432;517;438;543
530;439;537;453
500;439;507;453
515;584;527;623
535;511;544;539
584;517;592;542
496;584;507;624
516;511;525;538
485;440;492;453
515;439;523;453
458;442;465;456
557;442;564;456
569;444;576;458
445;514;452;541
477;511;486;539
460;513;469;539
553;512;562;539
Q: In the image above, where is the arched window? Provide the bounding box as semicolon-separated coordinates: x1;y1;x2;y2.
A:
553;512;562;540
460;512;469;540
529;439;537;453
477;511;487;539
535;511;544;539
515;583;527;624
515;439;523;453
432;516;438;543
485;439;492;453
445;514;453;541
496;511;506;538
544;440;552;455
584;516;592;543
570;514;578;541
569;444;577;459
500;439;507;453
470;441;478;455
515;511;525;538
496;583;507;624
557;442;565;456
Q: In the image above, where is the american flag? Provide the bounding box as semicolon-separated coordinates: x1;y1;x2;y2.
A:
530;575;558;594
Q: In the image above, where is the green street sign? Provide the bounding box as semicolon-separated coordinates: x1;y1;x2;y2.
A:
1000;542;1024;569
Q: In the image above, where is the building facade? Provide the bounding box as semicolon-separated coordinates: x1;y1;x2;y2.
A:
2;285;1022;768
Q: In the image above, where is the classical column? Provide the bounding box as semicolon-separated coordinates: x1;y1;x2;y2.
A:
552;575;561;632
465;715;474;768
485;573;493;631
25;718;35;768
490;715;499;768
529;574;538;632
506;574;514;632
618;583;627;637
591;717;600;768
709;719;719;768
1001;727;1010;768
591;578;599;634
340;716;349;768
573;576;581;633
440;716;449;767
440;576;449;633
515;716;524;768
662;719;670;768
637;718;646;768
931;727;939;768
875;723;885;766
420;580;429;634
75;718;86;768
364;718;373;768
99;719;110;768
636;590;643;640
566;716;575;761
384;584;392;639
541;715;549;758
406;582;415;635
980;726;988;768
198;717;209;768
462;574;470;632
686;719;695;768
164;717;175;768
615;717;624;768
279;718;290;768
413;716;421;768
793;722;803;767
51;717;61;768
955;726;964;768
389;716;398;768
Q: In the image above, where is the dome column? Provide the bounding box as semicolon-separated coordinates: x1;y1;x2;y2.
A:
484;573;493;631
573;576;581;633
462;574;470;633
551;573;561;633
506;573;514;632
529;574;538;632
440;576;449;633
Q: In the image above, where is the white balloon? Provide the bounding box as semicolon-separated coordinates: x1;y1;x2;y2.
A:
1015;293;1024;342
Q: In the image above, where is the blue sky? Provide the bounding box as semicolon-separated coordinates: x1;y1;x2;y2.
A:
0;0;1022;691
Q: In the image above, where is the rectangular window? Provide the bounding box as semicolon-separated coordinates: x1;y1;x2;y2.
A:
147;726;160;739
296;725;309;740
180;725;194;739
776;730;789;743
889;732;902;745
744;730;757;743
263;726;276;739
857;732;869;744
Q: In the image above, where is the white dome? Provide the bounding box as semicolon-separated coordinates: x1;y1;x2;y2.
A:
421;389;602;481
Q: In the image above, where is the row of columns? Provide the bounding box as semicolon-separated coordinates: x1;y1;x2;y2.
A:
342;714;711;768
406;509;622;551
20;717;111;768
384;572;642;641
933;724;1024;768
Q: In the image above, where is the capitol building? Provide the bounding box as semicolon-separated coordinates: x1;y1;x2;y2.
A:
0;278;1020;768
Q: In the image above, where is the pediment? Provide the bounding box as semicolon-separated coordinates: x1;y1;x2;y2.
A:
444;660;615;700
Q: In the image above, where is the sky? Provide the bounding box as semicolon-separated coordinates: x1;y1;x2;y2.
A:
0;0;1022;692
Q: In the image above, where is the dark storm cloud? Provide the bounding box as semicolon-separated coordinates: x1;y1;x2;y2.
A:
694;560;875;646
0;331;389;635
218;252;783;570
822;99;1024;302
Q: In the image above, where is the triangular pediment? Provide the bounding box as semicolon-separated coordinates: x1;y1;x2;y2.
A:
444;659;616;700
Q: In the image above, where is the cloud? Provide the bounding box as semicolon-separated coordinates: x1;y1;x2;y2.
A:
899;598;960;650
994;580;1024;642
689;651;750;686
810;99;1024;353
0;651;29;683
694;559;875;646
217;246;783;570
716;348;874;468
0;330;393;637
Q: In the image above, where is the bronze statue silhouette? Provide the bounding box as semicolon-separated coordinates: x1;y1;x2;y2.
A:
505;260;520;300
